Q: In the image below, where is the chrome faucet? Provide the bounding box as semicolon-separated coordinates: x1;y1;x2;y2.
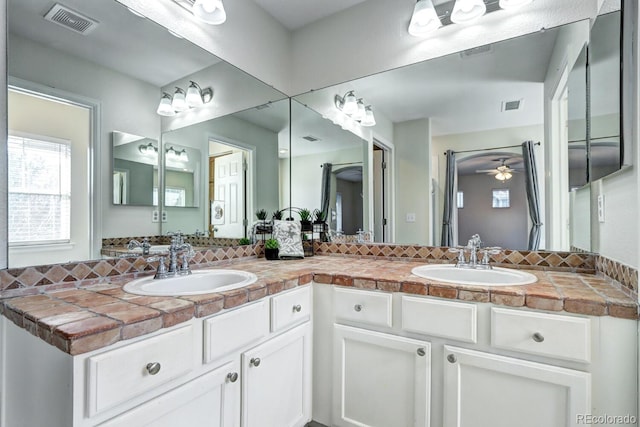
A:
449;234;501;269
148;235;194;279
128;238;151;255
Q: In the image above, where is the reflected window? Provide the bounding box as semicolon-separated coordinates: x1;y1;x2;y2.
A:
457;191;464;209
492;189;510;208
7;134;71;244
336;192;343;233
153;187;187;207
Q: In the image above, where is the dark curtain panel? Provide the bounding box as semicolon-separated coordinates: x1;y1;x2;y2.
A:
522;140;542;250
440;150;455;246
320;163;332;220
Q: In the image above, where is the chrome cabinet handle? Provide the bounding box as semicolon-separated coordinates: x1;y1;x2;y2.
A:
227;372;239;383
447;354;457;364
250;357;261;367
417;348;426;357
532;332;545;343
293;304;302;313
354;304;363;312
146;362;161;375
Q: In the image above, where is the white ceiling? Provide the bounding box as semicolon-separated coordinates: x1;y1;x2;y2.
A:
251;0;368;30
8;0;220;87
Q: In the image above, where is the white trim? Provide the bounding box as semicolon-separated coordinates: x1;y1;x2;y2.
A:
9;242;76;253
373;133;396;243
8;76;103;260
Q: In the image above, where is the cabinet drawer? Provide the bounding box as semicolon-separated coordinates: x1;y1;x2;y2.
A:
87;324;195;417
402;295;477;343
491;307;591;363
271;286;311;332
204;300;269;364
334;287;392;328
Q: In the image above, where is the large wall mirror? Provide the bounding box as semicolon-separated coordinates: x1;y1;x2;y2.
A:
293;9;622;252
5;0;286;267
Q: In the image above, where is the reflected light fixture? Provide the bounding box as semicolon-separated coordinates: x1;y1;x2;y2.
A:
138;143;158;156
495;171;512;181
178;149;189;162
451;0;486;24
192;0;226;25
408;0;442;36
353;99;366;121
156;81;213;116
360;106;377;127
335;91;359;115
156;92;176;116
499;0;533;8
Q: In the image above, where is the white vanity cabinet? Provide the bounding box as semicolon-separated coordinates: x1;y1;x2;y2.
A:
1;286;313;427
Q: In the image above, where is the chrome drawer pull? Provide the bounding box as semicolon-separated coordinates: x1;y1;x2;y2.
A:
417;348;426;357
447;354;457;364
227;372;239;383
250;357;261;367
146;362;161;375
293;304;302;313
354;304;363;312
532;332;545;343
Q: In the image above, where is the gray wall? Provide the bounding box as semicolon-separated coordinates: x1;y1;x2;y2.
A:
336;178;363;235
113;159;154;206
458;173;528;250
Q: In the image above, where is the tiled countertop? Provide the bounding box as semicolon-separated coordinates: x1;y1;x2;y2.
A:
2;256;637;355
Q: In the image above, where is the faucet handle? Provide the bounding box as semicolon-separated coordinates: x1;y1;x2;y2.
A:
148;256;169;279
480;247;501;265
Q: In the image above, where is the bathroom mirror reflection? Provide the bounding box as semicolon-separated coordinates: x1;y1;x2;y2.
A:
112;131;158;206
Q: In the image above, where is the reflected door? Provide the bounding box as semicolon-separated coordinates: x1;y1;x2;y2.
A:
213;151;245;238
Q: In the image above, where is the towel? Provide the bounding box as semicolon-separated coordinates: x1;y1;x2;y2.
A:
272;220;304;259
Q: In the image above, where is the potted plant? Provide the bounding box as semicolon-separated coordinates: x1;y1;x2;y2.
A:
264;238;279;260
272;210;283;220
238;237;251;245
299;208;312;231
256;209;270;233
313;209;326;224
256;209;268;221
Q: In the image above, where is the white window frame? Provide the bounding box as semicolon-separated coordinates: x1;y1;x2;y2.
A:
7;131;72;247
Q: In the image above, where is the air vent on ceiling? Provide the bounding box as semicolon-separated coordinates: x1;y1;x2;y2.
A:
460;45;493;59
502;99;522;112
44;4;99;35
302;135;320;142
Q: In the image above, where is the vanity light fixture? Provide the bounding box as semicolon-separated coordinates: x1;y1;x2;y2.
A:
408;0;534;36
353;99;366;121
335;91;376;127
451;0;486;24
335;91;359;115
156;92;176;116
408;0;442;36
360;106;377;127
156;81;213;116
192;0;227;25
138;143;158;156
166;147;189;163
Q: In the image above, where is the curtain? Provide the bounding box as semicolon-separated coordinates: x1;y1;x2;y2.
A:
440;150;455;246
522;140;542;250
320;163;332;220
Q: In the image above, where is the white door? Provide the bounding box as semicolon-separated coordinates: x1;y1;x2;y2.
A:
333;324;431;427
98;360;241;427
213;151;245;238
241;323;311;427
443;345;590;427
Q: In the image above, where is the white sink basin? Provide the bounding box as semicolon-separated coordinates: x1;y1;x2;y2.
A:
411;264;537;287
123;269;258;296
128;245;170;254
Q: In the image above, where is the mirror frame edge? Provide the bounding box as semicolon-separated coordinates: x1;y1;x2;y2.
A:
1;0;7;270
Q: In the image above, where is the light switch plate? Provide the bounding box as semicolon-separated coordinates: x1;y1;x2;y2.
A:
406;213;416;223
161;211;168;223
152;210;159;223
597;195;605;223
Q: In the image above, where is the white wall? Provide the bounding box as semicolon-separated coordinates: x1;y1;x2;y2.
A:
8;34;162;248
432;124;545;248
118;0;292;94
394;118;432;245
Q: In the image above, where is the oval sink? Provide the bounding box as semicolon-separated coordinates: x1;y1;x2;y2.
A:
123;269;258;296
411;264;537;287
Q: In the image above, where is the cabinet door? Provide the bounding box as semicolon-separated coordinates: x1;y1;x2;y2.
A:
443;345;590;427
98;361;241;427
241;322;312;427
333;324;431;427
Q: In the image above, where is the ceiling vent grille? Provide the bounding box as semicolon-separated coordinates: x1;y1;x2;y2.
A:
460;45;493;59
302;135;320;142
502;99;522;111
44;4;99;35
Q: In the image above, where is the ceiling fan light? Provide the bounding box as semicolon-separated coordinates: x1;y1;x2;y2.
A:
157;92;176;116
499;0;533;9
192;0;227;25
408;0;442;36
451;0;486;24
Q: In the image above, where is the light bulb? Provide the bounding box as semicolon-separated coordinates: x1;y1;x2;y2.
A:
172;88;188;112
360;106;376;127
192;0;226;25
353;99;366;121
408;0;442;36
342;91;358;115
186;81;203;107
156;93;175;116
451;0;486;24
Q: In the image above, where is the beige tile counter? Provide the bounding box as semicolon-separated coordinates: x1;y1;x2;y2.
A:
2;256;637;355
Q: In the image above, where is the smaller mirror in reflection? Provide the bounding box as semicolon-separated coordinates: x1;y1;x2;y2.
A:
162;143;201;208
112;131;158;206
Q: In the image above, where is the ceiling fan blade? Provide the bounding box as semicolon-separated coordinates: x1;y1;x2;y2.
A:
475;169;498;173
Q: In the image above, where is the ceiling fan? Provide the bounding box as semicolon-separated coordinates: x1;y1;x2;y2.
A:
476;158;522;181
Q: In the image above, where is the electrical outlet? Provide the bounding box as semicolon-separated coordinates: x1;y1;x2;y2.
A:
406;213;416;223
161;211;168;223
597;195;605;223
152;210;159;223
